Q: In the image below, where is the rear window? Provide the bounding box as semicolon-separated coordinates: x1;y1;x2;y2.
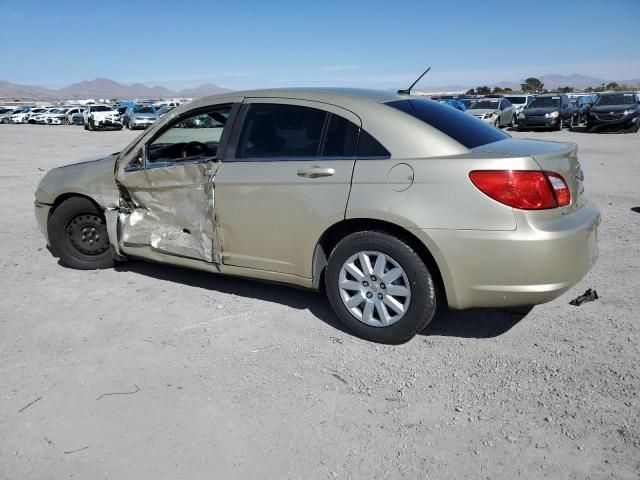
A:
386;98;508;149
505;96;527;104
134;106;155;114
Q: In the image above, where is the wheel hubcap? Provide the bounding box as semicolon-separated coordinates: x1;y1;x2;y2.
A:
338;251;412;327
65;214;109;255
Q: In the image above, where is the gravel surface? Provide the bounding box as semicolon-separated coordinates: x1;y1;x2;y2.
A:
1;124;638;479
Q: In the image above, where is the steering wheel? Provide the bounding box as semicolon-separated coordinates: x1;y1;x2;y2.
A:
181;141;208;158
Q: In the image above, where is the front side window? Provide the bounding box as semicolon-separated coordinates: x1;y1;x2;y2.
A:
237;104;327;159
147;106;231;166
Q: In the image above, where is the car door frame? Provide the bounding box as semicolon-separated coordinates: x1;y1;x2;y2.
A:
113;98;244;267
213;97;362;278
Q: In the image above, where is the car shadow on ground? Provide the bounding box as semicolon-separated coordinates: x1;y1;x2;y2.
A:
631;207;640;214
113;260;529;340
423;306;530;339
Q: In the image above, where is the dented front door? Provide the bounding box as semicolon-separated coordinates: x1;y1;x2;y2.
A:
114;103;238;263
119;162;220;262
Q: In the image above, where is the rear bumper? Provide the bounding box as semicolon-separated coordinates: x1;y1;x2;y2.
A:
412;199;601;309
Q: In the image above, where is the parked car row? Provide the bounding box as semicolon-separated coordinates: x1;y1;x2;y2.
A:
440;91;640;133
1;102;178;131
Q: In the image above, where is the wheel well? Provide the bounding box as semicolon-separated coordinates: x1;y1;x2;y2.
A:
49;193;103;218
313;218;446;302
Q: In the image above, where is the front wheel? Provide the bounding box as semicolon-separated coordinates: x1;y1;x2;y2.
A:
556;117;563;131
48;197;114;270
325;231;439;344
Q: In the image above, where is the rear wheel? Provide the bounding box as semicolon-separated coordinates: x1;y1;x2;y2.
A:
325;231;438;344
48;197;114;270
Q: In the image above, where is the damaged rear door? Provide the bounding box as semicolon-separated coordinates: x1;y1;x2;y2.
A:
115;102;240;263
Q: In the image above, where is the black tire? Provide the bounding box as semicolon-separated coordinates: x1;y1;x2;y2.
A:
84;122;88;130
48;197;114;270
556;117;563;131
511;113;516;127
325;231;439;344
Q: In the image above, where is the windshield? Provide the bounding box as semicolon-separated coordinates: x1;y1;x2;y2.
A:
527;97;561;108
91;105;112;112
504;96;527;105
470;100;499;110
595;93;636;106
386;98;508;149
133;106;155;114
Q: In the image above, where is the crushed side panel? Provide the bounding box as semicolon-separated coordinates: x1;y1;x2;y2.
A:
119;162;220;263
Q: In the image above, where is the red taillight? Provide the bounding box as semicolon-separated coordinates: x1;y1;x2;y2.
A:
544;172;571;207
469;170;571;210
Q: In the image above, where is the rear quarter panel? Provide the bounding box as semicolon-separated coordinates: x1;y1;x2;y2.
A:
346;153;544;230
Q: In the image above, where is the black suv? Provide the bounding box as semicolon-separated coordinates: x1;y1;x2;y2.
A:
587;92;640;133
517;93;574;131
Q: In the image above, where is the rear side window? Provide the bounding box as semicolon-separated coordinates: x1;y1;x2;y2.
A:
386;98;508;149
237;104;327;158
358;130;390;157
322;114;358;157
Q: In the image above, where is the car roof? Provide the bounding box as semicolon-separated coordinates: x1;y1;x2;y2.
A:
536;93;565;97
599;91;635;95
199;87;406;105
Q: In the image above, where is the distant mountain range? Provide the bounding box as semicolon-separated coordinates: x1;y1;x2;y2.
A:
0;78;230;100
2;73;639;100
415;74;640;94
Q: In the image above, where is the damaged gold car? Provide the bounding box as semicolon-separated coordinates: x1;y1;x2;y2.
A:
34;89;600;343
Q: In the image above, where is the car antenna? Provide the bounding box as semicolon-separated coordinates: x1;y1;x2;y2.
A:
397;67;431;95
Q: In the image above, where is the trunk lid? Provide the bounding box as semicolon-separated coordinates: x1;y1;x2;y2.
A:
473;138;585;214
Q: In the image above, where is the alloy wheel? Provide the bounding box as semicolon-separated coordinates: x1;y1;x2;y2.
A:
338;250;412;327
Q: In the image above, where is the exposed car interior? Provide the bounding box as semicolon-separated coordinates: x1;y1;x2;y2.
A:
147;108;230;165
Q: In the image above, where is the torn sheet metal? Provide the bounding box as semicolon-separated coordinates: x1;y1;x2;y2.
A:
120;161;221;263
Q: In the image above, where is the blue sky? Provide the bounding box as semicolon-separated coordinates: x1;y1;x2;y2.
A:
1;0;639;90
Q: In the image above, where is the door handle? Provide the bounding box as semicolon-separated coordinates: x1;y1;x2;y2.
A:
297;166;335;178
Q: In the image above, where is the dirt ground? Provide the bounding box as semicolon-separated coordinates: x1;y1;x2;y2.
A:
1;123;638;479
